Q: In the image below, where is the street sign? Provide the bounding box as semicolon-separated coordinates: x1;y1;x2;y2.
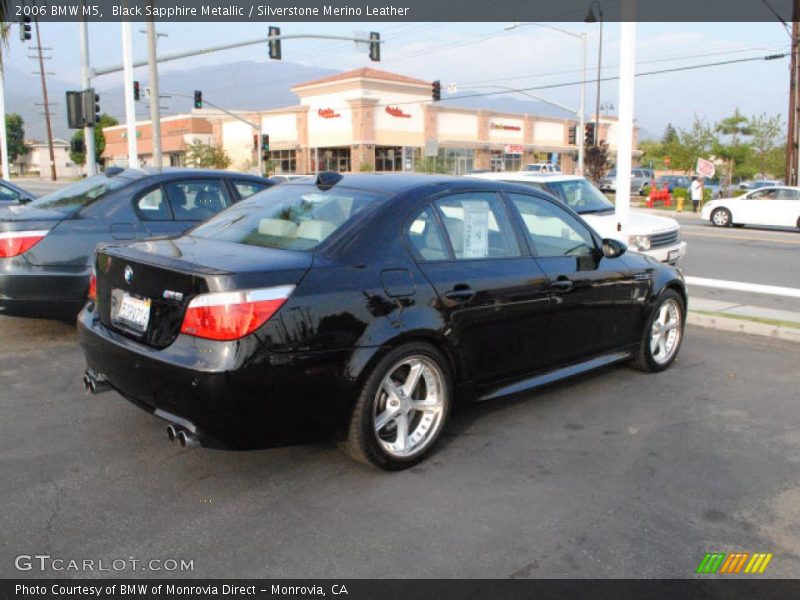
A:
424;139;439;157
696;157;715;178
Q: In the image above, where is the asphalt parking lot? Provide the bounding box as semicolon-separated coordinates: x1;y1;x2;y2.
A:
1;315;799;578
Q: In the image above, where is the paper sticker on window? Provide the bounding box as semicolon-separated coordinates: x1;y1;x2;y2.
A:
462;200;490;258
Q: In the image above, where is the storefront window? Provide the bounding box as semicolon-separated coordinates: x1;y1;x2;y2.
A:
267;150;297;174
490;150;522;172
376;146;403;172
313;148;350;172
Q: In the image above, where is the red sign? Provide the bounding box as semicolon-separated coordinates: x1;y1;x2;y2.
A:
490;122;521;131
318;108;341;119
504;144;524;155
385;106;411;118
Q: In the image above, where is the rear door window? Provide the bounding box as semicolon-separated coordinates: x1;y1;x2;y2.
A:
165;180;231;221
135;187;171;221
433;193;520;259
407;208;449;261
232;180;269;200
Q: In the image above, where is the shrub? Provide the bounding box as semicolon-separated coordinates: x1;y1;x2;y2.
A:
358;162;375;172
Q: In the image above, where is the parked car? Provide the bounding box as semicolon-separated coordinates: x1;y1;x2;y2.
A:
739;179;782;191
639;175;692;196
269;174;312;184
469;172;687;264
0;168;273;318
702;178;722;199
599;168;650;195
701;186;800;229
523;163;561;173
78;173;687;469
0;179;36;204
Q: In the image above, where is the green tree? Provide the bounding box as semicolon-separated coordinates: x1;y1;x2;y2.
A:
715;108;753;186
748;113;784;178
671;116;715;172
69;113;119;166
661;123;679;145
5;113;26;163
184;139;232;169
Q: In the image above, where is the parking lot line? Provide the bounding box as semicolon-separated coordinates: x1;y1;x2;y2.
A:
686;276;800;298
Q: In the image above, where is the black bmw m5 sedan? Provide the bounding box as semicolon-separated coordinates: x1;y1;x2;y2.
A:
78;172;687;469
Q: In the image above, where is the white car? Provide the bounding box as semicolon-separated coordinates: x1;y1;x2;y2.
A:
468;172;687;264
523;163;561;173
701;186;800;229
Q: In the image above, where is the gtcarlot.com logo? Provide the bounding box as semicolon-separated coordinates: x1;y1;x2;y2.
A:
15;554;194;572
696;552;773;574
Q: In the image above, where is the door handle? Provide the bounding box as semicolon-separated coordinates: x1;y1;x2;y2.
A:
445;286;476;301
551;278;574;291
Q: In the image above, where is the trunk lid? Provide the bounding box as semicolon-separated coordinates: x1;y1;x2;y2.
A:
0;204;66;230
95;236;313;349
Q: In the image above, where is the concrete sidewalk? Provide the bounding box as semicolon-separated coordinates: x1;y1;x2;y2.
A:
688;296;800;343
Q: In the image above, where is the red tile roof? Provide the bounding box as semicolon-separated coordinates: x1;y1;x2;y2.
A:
293;67;431;88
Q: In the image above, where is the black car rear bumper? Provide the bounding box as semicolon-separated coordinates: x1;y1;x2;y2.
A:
0;257;89;315
77;304;355;449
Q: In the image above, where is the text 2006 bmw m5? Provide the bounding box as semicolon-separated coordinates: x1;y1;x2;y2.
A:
78;173;687;470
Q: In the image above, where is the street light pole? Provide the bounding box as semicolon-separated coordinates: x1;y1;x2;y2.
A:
585;2;604;145
505;22;587;173
146;13;162;170
79;19;96;176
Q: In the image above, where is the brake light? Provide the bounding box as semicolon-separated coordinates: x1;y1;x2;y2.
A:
180;285;295;341
0;230;49;258
88;268;97;302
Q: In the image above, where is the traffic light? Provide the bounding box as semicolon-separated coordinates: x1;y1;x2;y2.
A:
261;134;270;152
432;80;441;102
81;88;99;126
369;31;380;62
66;91;84;129
568;125;577;145
584;123;596;146
268;26;281;60
194;90;203;109
19;17;32;42
133;81;140;101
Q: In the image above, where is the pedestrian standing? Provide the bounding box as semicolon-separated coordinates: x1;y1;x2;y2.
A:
690;176;703;213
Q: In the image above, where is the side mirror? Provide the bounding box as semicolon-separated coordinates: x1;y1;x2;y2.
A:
601;238;627;259
18;195;33;205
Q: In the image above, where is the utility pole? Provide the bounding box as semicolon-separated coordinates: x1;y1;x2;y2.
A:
0;64;9;180
615;0;636;238
32;18;57;181
121;21;139;169
79;19;96;176
146;12;163;170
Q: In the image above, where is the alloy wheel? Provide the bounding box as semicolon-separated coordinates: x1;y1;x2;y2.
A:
650;299;682;365
373;356;446;459
712;209;730;227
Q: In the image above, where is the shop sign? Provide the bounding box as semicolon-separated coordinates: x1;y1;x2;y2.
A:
318;108;341;119
385;106;411;118
504;144;524;155
490;122;521;131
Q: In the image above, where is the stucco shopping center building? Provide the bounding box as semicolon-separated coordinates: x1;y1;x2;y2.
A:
103;67;636;175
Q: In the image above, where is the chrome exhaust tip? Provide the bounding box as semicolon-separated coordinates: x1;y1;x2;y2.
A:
83;370;111;394
166;425;178;443
176;430;198;449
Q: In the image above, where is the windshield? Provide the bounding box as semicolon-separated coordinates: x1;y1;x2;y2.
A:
546;179;614;214
190;184;387;251
30;173;137;214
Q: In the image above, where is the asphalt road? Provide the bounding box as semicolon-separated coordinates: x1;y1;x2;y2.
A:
642;211;800;313
1;315;799;578
13;178;69;197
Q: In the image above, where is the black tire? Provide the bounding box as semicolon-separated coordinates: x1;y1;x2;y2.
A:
342;342;452;470
711;208;731;227
732;223;745;228
796;216;800;230
630;289;686;373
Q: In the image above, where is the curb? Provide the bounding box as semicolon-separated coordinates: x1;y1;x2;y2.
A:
687;311;800;344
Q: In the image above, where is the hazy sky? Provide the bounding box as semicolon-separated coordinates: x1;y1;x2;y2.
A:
4;20;791;138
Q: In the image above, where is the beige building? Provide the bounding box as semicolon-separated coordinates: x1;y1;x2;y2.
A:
17;139;82;178
215;67;630;176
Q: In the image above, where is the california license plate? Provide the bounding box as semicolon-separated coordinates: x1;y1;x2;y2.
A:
668;249;680;262
115;291;151;332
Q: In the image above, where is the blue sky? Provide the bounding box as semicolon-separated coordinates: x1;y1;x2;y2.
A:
4;21;791;139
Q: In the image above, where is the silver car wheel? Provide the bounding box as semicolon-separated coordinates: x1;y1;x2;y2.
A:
650;299;682;365
373;356;445;459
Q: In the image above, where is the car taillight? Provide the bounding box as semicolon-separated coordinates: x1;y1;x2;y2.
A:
180;285;295;341
0;230;49;258
88;268;97;302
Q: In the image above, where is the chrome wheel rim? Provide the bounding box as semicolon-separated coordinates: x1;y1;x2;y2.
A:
712;210;729;226
650;299;682;365
373;356;445;459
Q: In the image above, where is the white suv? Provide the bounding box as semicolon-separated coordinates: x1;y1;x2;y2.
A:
468;172;687;264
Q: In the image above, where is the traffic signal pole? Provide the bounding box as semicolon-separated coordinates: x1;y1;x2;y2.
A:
121;21;139;169
79;19;96;176
0;66;9;180
146;14;163;170
614;2;636;238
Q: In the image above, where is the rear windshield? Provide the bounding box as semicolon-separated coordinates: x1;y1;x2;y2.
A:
30;173;137;214
190;184;386;251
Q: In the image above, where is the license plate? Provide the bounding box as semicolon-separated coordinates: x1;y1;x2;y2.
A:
115;291;151;332
668;249;680;261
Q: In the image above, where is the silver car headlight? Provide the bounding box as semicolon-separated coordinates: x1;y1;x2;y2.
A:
628;234;651;251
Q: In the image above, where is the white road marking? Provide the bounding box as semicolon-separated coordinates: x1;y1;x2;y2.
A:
685;277;800;299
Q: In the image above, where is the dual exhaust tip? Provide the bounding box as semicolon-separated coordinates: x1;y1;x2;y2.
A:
166;424;198;449
83;370;111;395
